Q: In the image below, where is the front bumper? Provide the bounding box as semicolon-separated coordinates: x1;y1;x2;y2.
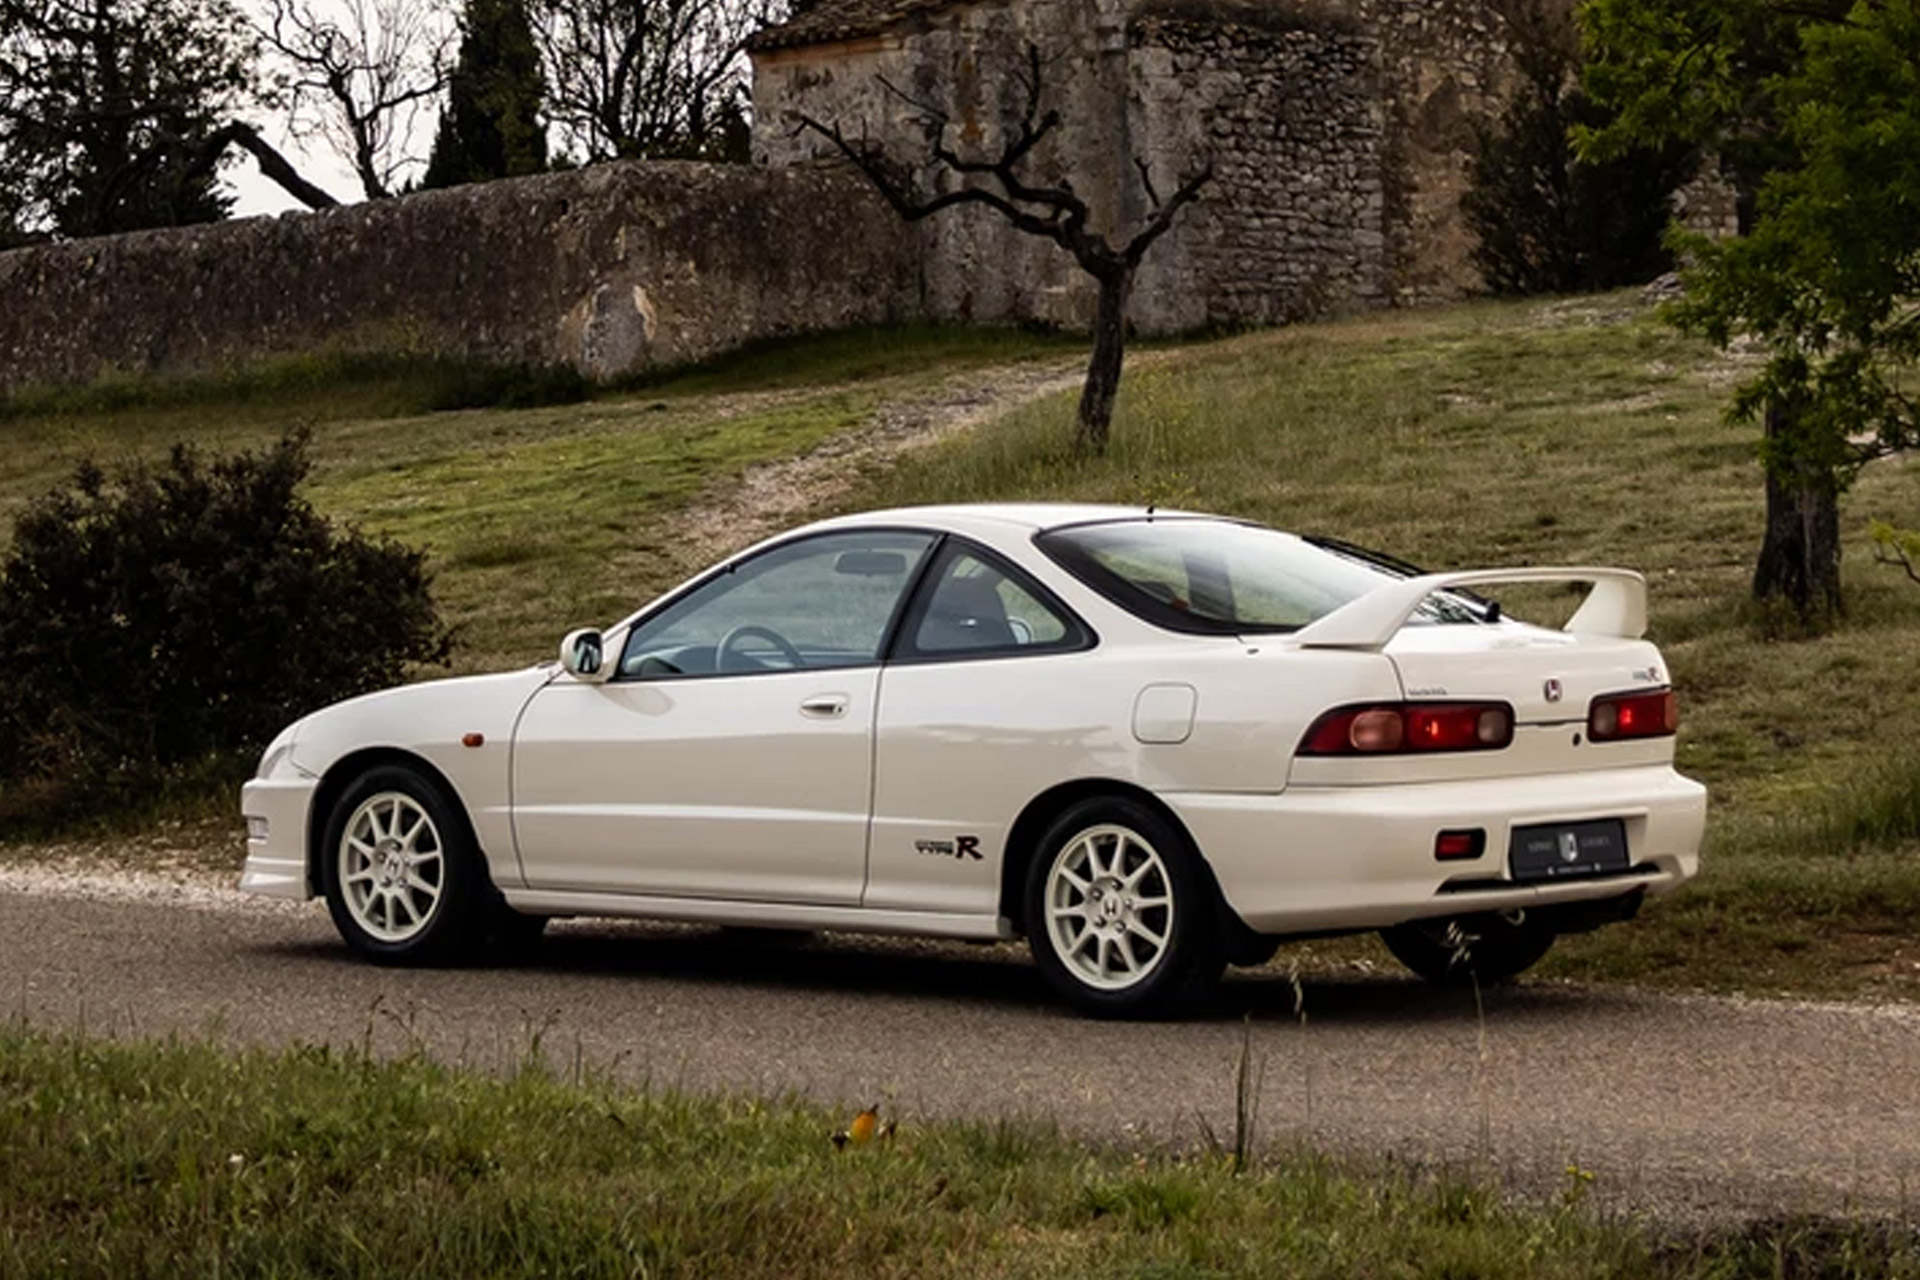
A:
1165;764;1706;936
239;776;319;900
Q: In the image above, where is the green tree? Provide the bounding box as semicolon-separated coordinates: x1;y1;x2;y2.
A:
0;0;256;237
1581;0;1920;619
423;0;548;187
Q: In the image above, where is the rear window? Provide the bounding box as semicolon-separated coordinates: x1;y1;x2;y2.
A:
1036;519;1481;635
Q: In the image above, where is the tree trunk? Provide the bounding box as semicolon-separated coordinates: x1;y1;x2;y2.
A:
1752;397;1843;618
1075;266;1132;454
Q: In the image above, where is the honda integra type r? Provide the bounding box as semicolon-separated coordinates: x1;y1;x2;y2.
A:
241;504;1706;1016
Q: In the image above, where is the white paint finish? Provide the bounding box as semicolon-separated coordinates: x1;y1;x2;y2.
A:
270;667;550;891
1169;764;1706;934
1132;683;1197;744
1294;567;1648;649
1382;622;1668;727
510;670;879;904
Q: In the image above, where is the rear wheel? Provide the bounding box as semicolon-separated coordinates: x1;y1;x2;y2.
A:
1380;913;1556;988
1024;797;1222;1018
321;764;491;965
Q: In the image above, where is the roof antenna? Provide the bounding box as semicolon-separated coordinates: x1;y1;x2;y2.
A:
1145;503;1156;519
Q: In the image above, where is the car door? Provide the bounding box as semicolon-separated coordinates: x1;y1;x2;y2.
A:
865;541;1098;915
511;529;937;904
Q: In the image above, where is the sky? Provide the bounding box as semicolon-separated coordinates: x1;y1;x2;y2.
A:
223;0;451;217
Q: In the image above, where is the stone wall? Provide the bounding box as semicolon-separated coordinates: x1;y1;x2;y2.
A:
1129;6;1385;330
751;0;1546;331
1354;0;1533;303
0;161;920;393
752;0;1136;331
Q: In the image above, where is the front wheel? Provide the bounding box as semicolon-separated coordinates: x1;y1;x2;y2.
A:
1380;913;1556;988
321;764;491;965
1024;797;1223;1018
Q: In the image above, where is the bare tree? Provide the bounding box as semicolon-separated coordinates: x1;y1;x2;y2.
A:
533;0;776;161
796;47;1209;453
259;0;453;198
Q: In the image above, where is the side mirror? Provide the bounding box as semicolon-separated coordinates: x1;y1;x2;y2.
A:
560;628;609;681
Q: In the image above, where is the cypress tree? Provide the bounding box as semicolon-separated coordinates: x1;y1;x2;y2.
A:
423;0;546;189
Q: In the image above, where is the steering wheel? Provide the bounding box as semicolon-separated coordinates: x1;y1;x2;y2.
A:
715;624;805;672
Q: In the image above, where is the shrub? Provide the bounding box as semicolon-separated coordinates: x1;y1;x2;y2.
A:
1463;0;1694;296
0;429;453;794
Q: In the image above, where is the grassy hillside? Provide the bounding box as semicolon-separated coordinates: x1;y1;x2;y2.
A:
3;298;1916;997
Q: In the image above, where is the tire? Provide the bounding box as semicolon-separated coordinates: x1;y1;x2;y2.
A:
1023;796;1223;1018
1380;913;1556;988
486;905;550;956
320;764;492;965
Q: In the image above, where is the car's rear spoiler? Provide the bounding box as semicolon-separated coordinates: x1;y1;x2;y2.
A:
1290;567;1648;651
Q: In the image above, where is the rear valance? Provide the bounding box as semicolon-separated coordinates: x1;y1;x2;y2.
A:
1290;567;1648;651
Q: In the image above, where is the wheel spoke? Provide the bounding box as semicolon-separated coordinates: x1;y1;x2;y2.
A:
1115;933;1141;973
1048;901;1088;925
1069;926;1098;958
1125;916;1168;948
345;868;376;885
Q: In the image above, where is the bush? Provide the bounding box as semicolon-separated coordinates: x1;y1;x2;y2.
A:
1464;0;1695;296
0;429;453;794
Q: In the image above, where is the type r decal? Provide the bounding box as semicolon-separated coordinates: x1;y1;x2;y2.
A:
915;836;983;861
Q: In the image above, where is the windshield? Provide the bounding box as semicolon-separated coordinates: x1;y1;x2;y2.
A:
1036;519;1484;635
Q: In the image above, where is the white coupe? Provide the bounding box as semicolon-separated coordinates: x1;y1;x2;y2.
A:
241;504;1706;1015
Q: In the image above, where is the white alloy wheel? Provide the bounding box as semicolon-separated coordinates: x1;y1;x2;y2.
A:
1043;822;1176;992
337;790;445;943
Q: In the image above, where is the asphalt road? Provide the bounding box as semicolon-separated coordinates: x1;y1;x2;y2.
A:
5;875;1918;1222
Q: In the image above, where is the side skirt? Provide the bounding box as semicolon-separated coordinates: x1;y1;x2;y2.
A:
501;888;1016;941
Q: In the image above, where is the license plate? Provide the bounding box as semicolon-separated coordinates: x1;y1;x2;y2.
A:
1509;819;1629;882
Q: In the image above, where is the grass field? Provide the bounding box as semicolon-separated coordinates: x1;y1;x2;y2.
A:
3;1024;1914;1279
2;298;1918;998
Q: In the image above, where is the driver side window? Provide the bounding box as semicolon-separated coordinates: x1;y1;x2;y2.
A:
619;531;935;678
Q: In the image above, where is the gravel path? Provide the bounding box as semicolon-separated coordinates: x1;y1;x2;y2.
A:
4;863;1917;1225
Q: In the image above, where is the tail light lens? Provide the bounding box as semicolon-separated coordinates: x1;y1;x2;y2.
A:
1588;689;1677;741
1301;702;1514;755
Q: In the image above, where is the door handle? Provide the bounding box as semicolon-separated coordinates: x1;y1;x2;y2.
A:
799;694;850;719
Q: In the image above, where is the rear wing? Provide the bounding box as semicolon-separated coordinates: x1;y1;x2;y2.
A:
1291;567;1648;651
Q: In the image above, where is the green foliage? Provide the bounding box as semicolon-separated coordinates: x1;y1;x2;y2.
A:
1871;519;1920;586
1464;0;1692;296
0;431;452;795
0;0;256;237
423;0;548;188
1580;0;1920;617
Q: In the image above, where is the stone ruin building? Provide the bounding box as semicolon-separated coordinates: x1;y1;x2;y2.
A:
750;0;1551;334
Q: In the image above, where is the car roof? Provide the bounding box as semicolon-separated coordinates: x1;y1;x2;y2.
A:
801;502;1227;537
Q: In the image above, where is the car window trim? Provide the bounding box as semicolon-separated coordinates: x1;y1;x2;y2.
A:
613;526;943;683
885;535;1097;666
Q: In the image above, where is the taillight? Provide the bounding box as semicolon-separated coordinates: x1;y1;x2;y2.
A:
1300;702;1514;755
1588;689;1677;741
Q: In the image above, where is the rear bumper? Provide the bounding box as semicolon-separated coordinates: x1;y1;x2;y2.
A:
239;777;318;900
1163;765;1706;936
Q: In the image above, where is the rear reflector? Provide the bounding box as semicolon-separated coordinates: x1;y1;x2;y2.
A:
1301;702;1514;755
1435;829;1485;860
1588;689;1677;742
